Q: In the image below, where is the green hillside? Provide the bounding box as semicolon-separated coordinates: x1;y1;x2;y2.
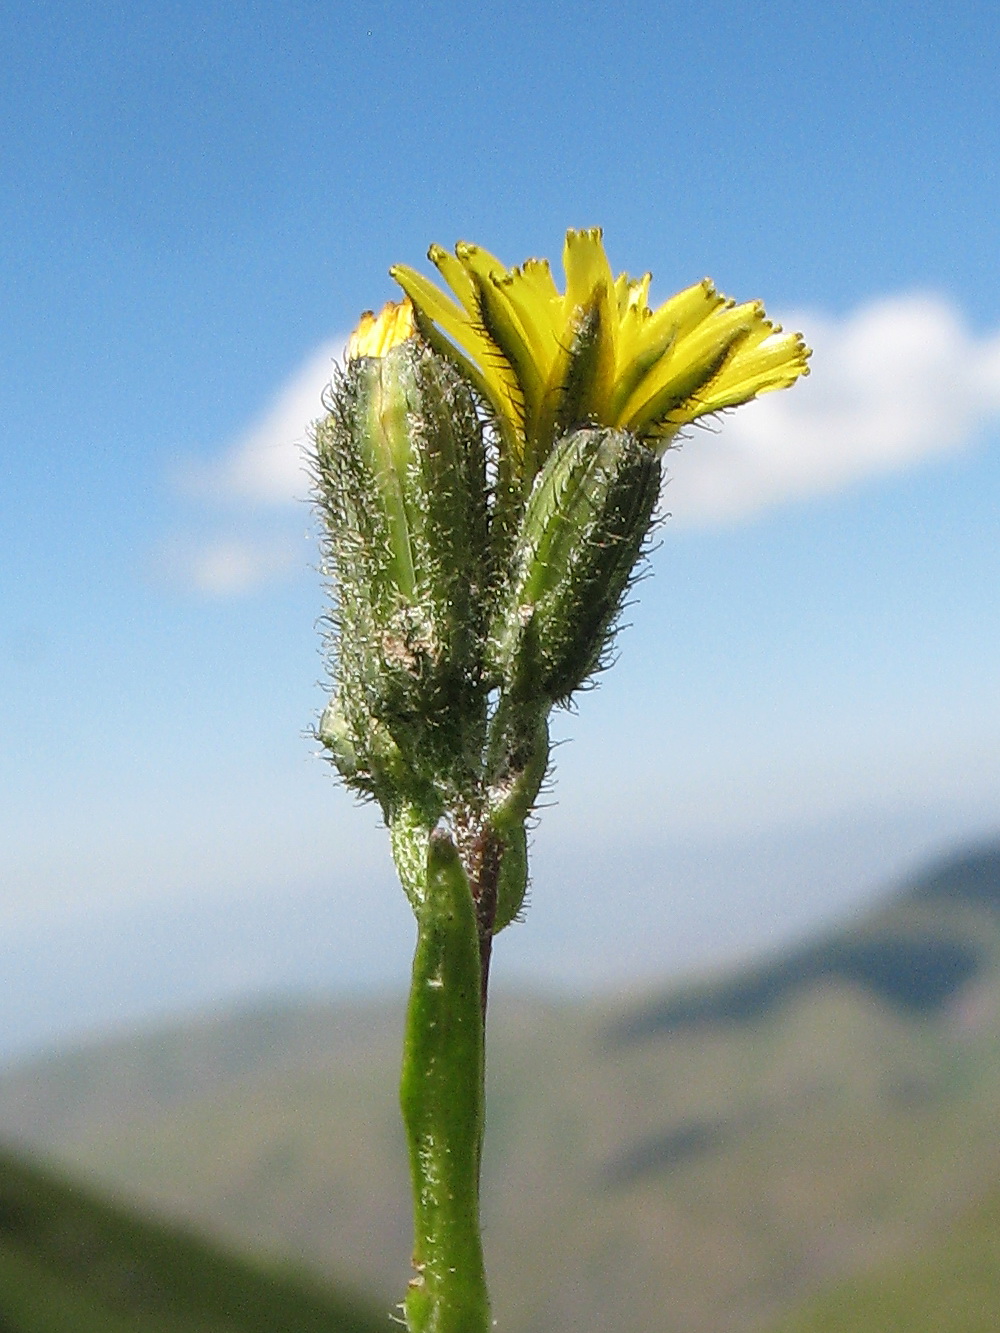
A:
2;841;1000;1333
0;1147;384;1333
766;1184;1000;1333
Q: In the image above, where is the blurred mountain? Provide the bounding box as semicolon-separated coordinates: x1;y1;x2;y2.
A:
0;1146;385;1332
2;840;1000;1333
612;842;1000;1038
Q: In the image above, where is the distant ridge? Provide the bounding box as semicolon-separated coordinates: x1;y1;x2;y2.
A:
613;839;1000;1041
903;842;1000;911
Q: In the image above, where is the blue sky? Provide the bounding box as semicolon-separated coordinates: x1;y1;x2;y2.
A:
3;0;1000;1058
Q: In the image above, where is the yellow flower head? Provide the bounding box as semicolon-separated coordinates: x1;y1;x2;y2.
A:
347;298;416;360
391;228;810;482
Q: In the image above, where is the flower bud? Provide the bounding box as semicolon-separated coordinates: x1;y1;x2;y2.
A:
491;426;660;705
314;309;491;805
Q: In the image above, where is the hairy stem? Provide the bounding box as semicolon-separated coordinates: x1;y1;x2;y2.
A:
399;829;490;1333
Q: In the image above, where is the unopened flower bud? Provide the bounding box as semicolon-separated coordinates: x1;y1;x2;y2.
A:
315;303;491;806
491;426;660;705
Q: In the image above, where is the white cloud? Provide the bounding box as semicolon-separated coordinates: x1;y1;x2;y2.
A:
664;294;1000;523
186;338;345;506
165;338;345;595
155;535;301;596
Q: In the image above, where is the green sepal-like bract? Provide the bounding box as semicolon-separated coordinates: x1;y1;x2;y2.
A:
491;425;661;706
493;823;528;933
389;801;439;913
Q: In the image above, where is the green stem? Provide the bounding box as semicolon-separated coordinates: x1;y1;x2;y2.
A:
399;829;490;1333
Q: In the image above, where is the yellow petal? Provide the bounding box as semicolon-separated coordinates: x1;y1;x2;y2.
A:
455;244;547;422
613;271;653;322
693;330;812;414
624;330;751;440
562;231;617;353
610;280;721;414
493;261;562;370
516;256;561;303
428;243;481;315
391;259;526;437
560;230;618;414
347;299;416;359
629;273;652;308
562;228;614;316
391;263;475;347
639;279;728;357
614;289;744;428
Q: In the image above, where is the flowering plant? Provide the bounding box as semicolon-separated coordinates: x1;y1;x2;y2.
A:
313;229;808;1332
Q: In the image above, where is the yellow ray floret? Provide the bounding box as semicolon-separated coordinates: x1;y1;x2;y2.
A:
347;299;416;360
391;228;810;475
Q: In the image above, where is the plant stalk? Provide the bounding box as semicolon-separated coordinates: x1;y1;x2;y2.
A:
399;828;491;1333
